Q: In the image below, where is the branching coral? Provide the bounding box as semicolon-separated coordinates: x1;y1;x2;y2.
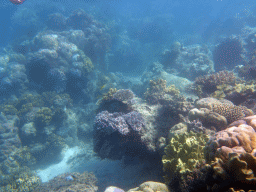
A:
194;70;237;96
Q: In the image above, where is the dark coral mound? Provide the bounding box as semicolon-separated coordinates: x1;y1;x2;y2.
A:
97;89;135;113
93;110;146;160
213;38;243;71
46;13;67;31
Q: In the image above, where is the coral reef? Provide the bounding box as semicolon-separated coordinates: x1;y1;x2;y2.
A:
204;153;256;192
212;81;256;105
174;44;214;80
144;79;180;105
0;61;28;97
127;181;170;192
144;79;192;116
189;97;253;130
0;166;41;192
162;131;209;185
213;37;243;71
34;172;98;192
194;70;237;96
161;42;181;69
66;8;111;66
199;115;256;191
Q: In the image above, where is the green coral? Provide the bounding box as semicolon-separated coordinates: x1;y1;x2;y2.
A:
162;131;209;184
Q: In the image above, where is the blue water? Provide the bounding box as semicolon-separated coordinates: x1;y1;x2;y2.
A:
0;0;256;191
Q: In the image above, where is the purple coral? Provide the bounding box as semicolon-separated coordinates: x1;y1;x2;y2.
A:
94;110;144;135
94;111;130;135
122;111;145;132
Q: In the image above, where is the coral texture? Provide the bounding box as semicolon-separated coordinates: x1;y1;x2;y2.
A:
127;181;170;192
162;131;209;185
189;97;253;130
98;89;135;113
205;115;256;163
205;153;256;192
194;70;237;96
35;172;98;192
93;110;147;160
212;82;256;106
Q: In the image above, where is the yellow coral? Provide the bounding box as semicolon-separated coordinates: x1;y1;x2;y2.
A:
162;131;209;184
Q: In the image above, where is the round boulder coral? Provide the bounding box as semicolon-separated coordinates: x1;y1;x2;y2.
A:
205;115;256;163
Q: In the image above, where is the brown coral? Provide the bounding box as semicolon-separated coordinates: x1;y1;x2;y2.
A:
205;153;256;192
205;115;256;163
195;97;253;125
144;79;180;105
212;82;256;106
194;70;237;96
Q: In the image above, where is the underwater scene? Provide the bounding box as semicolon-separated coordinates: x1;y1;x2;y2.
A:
1;0;256;191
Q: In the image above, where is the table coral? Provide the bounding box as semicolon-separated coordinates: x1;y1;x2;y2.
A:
162;131;209;185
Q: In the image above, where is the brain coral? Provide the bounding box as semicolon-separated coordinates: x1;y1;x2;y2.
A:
193;97;253;125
